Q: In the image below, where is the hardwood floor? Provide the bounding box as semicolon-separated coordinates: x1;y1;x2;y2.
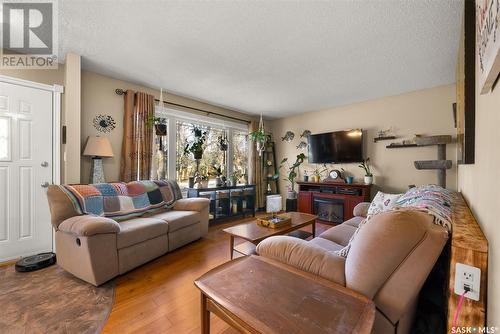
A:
101;217;331;334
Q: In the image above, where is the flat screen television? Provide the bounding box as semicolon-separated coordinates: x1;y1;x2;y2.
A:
308;129;363;163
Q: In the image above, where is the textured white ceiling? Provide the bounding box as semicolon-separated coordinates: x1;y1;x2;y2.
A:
59;0;463;118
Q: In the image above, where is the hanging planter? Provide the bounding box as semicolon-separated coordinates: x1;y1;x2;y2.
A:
249;114;267;156
218;134;228;151
184;126;207;161
154;122;167;136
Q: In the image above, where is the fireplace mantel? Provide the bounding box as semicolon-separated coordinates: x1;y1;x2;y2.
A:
296;181;371;223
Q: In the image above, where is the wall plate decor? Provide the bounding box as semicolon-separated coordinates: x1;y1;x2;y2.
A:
300;130;311;138
296;141;308;150
281;131;295;142
93;115;116;133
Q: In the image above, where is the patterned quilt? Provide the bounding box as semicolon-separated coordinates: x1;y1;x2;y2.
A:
393;184;455;232
58;180;183;220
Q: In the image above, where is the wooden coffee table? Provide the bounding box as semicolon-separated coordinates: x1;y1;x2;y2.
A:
194;255;375;334
223;212;317;259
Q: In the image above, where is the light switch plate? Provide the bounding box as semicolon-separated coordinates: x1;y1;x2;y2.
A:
454;263;481;301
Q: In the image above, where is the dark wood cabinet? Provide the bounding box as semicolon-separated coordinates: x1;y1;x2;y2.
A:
298;191;313;213
297;182;371;224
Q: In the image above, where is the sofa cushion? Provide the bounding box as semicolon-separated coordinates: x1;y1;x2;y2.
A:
344;216;365;228
367;191;403;217
152;210;200;232
117;217;168;249
309;237;344;252
318;224;357;246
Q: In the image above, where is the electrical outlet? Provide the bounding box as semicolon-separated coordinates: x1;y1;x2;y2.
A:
454;263;481;301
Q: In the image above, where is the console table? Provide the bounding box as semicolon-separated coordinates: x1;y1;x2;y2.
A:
297;181;371;224
187;185;256;223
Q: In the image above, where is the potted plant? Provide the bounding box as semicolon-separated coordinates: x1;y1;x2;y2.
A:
358;158;373;185
310;164;328;183
229;170;242;186
184;127;207;160
276;153;306;199
146;116;167;136
218;135;228;151
211;164;225;187
249;128;267;156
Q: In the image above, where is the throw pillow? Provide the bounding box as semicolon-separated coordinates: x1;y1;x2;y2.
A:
367;191;403;216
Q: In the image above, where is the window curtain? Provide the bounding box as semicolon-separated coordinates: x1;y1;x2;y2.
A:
248;120;266;209
120;90;155;182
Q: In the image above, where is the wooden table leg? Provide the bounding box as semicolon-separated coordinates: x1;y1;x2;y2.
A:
312;220;316;238
229;235;234;260
201;293;210;334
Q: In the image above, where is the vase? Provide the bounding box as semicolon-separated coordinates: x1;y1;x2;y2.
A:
287;190;297;199
364;175;373;185
201;180;209;188
216;177;223;187
188;176;195;188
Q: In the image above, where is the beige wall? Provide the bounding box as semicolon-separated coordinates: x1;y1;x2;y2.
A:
0;67;64;86
269;84;457;197
457;67;500;325
80;70;255;183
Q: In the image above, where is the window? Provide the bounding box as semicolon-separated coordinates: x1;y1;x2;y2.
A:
153;106;249;190
151;118;168;180
232;130;248;184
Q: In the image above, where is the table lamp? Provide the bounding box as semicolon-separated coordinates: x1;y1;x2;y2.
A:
266;194;282;217
83;136;114;184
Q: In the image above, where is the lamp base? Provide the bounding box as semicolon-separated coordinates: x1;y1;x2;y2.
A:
90;157;105;184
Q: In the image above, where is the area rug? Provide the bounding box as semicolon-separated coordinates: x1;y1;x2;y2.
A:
0;264;114;333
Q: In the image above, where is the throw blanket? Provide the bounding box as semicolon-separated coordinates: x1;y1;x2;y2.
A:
59;180;182;220
393;184;454;232
335;184;454;258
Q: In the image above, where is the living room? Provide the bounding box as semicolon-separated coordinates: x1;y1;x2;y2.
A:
0;1;497;333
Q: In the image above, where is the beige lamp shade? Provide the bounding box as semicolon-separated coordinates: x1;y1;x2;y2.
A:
83;136;114;157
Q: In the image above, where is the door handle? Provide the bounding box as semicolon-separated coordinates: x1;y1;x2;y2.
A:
41;182;50;188
41;161;49;167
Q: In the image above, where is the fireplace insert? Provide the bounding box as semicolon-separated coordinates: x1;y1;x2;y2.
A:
313;197;344;224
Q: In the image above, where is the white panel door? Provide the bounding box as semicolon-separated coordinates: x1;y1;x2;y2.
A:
0;82;53;261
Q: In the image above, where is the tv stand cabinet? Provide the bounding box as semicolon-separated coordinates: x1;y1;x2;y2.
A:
297;182;371;224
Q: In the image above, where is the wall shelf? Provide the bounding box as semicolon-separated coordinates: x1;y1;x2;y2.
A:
374;136;396;143
386;143;418;148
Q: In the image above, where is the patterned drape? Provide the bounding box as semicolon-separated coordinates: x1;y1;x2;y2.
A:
248;120;266;209
120;91;154;182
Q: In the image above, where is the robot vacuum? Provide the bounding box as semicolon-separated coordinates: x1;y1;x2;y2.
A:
15;252;56;272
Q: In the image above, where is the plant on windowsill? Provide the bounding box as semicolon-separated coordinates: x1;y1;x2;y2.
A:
211;164;226;187
358;158;373;185
229;170;242;186
275;153;306;199
184;126;207;160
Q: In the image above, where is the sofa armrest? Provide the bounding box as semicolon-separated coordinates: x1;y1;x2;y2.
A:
58;215;120;236
353;202;371;217
256;236;346;285
173;198;210;212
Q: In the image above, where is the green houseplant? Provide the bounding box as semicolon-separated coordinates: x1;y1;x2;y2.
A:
358;158;373;185
184;126;207;160
277;153;306;199
146;116;167;136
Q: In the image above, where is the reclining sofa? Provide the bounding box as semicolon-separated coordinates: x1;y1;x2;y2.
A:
257;201;450;334
46;180;209;286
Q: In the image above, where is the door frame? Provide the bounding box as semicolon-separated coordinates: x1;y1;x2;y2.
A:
0;75;64;253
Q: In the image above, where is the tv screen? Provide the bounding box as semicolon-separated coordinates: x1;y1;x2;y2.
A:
308;129;363;163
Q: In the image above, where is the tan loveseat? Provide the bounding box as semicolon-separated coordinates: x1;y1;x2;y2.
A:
46;181;209;286
256;203;448;334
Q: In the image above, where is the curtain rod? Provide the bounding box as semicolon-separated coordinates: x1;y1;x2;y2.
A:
115;88;251;124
